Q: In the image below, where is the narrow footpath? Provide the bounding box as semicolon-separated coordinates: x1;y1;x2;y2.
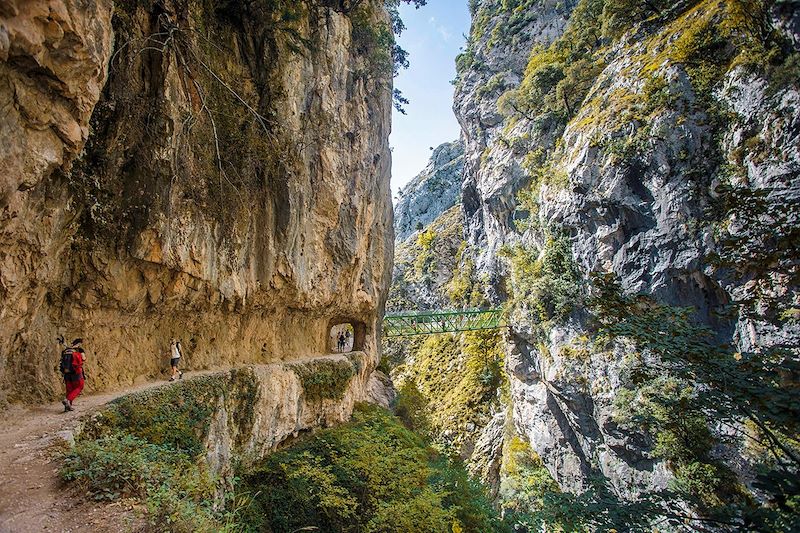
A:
0;371;214;533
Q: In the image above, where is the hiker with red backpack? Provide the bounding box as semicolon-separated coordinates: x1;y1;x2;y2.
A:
59;337;86;412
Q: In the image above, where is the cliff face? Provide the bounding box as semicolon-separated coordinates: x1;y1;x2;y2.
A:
0;0;394;403
393;140;464;242
454;0;799;499
454;0;576;282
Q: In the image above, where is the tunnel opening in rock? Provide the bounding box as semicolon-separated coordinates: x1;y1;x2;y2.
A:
328;320;365;353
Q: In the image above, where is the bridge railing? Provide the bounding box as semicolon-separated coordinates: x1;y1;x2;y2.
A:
383;308;505;336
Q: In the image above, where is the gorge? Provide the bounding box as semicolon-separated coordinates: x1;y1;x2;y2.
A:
0;0;798;532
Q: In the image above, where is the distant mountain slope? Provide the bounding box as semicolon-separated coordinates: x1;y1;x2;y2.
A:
394;140;464;241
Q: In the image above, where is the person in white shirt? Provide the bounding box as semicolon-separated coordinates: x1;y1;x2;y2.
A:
169;339;183;381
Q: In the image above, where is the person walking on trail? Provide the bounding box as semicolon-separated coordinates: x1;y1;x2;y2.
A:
60;338;85;412
169;339;183;381
338;332;345;352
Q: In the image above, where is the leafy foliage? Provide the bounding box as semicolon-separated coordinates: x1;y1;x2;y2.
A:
236;404;507;533
586;273;800;530
497;0;608;125
394;378;432;437
499;436;561;524
392;331;506;454
500;233;582;325
81;374;230;455
61;371;264;531
706;182;800;316
349;0;427;113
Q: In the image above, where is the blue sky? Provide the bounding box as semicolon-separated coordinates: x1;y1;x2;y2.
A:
389;1;471;198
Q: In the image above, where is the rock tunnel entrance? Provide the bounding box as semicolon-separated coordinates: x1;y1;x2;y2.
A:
328;320;365;353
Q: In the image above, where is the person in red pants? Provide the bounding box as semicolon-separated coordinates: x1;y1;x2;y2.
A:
60;338;86;412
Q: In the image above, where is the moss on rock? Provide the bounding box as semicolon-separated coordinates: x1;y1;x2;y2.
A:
290;357;357;402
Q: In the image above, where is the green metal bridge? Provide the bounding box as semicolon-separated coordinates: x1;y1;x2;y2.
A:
383;308;505;337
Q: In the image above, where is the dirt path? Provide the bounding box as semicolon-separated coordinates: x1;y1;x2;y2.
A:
0;371;216;533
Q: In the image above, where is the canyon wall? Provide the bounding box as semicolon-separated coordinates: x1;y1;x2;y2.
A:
452;0;798;498
0;0;394;403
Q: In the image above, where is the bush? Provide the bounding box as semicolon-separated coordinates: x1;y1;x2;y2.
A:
237;404;507;533
61;371;263;531
82;374;229;456
61;433;218;530
500;436;560;523
501;234;582;324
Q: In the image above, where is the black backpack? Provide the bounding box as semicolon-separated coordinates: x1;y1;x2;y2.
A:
59;347;75;375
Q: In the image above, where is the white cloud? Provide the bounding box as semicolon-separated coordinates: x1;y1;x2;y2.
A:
426;15;450;42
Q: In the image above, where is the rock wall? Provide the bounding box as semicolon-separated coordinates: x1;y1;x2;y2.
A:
454;0;799;498
0;0;394;403
454;0;576;281
203;354;376;486
394;140;464;242
388;205;465;312
75;352;376;498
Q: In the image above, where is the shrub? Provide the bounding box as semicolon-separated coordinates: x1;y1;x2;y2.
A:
500;234;582;324
61;433;218;530
237;404;507;533
61;371;262;530
500;436;560;522
82;374;228;456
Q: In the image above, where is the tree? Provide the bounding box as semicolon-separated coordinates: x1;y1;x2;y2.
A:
584;272;800;531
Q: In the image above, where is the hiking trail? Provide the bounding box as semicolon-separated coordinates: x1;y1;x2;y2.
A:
0;371;216;533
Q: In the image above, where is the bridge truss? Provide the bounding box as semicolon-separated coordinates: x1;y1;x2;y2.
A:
383;308;505;337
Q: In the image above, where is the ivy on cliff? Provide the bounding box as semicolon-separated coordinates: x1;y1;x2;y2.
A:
499;233;582;328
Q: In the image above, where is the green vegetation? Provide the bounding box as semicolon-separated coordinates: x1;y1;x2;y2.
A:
62;371;260;531
392;330;505;454
62;378;507;532
389;205;465;293
499;233;582;326
236;403;507;533
446;244;486;308
351;0;428;113
499;435;561;522
82;373;241;455
569;273;800;531
413;228;438;278
290;357;357;402
497;0;609;126
62;434;223;532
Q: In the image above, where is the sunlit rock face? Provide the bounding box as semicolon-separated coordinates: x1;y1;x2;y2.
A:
455;0;799;497
454;0;577;283
0;0;393;403
394;140;464;242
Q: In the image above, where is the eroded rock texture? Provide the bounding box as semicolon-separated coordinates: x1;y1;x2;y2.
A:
393;139;464;242
0;0;393;403
455;0;799;498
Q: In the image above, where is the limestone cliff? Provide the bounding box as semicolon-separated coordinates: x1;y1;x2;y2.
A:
454;0;799;504
0;0;394;403
393;139;464;242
